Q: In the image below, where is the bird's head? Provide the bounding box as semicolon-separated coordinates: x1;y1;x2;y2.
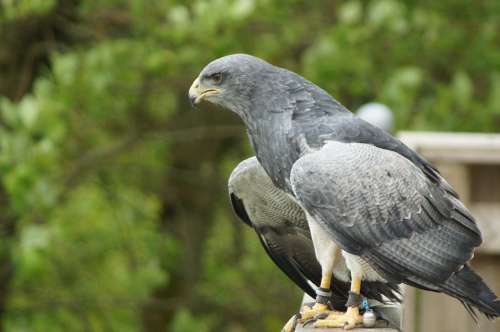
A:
189;54;276;116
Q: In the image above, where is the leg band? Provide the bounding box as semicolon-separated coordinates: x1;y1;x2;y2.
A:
346;291;363;307
315;287;332;305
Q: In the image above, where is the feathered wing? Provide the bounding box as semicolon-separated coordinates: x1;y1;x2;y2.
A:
230;190;319;299
292;109;460;198
290;141;500;318
228;157;400;310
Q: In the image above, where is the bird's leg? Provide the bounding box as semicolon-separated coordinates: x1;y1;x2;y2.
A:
299;273;343;326
282;271;342;332
313;272;364;330
300;229;345;326
300;271;333;320
283;219;343;331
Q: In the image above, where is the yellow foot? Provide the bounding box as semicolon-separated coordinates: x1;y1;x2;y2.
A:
299;303;327;322
298;303;343;324
313;307;363;330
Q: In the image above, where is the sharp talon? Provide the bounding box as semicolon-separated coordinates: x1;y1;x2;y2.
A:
302;312;329;327
344;321;356;330
303;318;316;326
298;302;333;323
315;312;329;320
311;307;363;329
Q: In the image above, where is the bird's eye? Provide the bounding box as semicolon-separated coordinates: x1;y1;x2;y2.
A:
210;72;223;84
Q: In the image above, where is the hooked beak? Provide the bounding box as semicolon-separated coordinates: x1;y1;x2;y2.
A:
188;77;221;108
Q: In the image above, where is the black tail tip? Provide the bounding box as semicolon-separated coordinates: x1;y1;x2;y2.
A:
443;265;500;321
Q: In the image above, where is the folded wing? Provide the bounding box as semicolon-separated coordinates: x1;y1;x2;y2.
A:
290;141;482;285
228;157;400;309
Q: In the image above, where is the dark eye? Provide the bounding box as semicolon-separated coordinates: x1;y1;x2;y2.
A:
210;72;223;84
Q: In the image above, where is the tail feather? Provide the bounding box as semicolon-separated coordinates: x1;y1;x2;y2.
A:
361;280;402;304
441;265;500;320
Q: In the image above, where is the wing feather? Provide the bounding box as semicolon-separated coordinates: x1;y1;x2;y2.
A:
229;157;401;306
290;141;482;284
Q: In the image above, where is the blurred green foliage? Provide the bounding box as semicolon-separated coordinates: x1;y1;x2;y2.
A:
0;0;499;331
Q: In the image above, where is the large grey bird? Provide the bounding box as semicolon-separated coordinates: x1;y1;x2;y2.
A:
228;156;401;328
189;54;500;329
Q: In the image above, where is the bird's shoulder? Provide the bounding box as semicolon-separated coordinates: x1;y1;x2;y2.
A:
293;114;455;194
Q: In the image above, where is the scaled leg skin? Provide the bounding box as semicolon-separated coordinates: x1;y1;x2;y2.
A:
281;216;343;331
299;271;336;322
281;271;343;332
313;272;363;330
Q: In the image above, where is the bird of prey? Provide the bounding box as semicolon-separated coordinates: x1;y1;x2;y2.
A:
228;156;401;329
189;54;500;329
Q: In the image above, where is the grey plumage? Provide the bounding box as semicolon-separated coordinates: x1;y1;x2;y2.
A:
290;141;480;281
190;54;500;319
228;157;401;311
